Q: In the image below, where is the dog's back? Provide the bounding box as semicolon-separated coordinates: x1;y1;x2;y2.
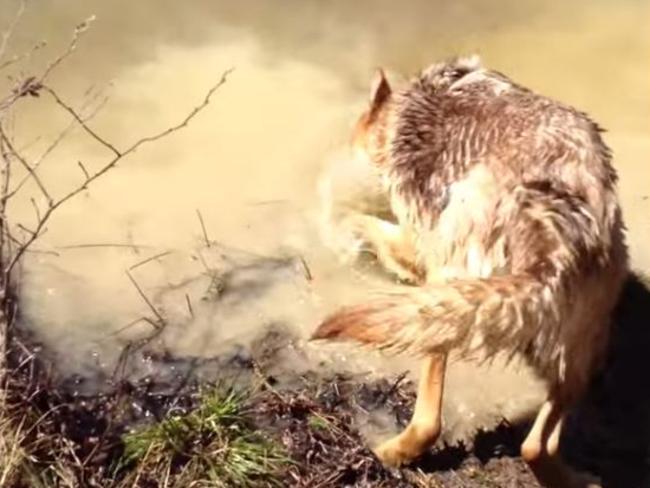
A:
388;56;617;233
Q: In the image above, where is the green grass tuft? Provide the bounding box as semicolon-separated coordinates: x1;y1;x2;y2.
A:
307;412;331;432
120;387;288;487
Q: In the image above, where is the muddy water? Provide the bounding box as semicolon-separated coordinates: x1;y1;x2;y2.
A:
1;0;649;443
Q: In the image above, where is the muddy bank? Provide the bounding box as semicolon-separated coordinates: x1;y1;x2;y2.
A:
4;314;541;487
5;272;650;487
20;240;546;446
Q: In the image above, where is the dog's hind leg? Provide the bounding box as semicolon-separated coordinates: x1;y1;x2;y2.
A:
374;353;447;467
522;398;601;488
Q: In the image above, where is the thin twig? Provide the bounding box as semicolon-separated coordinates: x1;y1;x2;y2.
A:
125;68;232;154
196;209;210;248
112;316;166;380
129;250;172;270
30;197;40;222
56;243;151;250
185;293;194;319
125;270;164;327
16;222;37;236
0;124;54;207
3;89;108;201
77;161;90;180
1;133;12;197
0;0;26;63
108;316;154;337
3;226;22;249
24;248;59;256
0;135;12;267
376;371;409;406
0;40;46;72
298;255;313;282
0;15;94;113
40;16;95;83
42;85;121;157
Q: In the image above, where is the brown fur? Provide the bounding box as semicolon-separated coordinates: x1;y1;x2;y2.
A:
313;56;628;487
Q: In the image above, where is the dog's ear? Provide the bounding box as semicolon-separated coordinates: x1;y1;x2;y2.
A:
368;68;391;117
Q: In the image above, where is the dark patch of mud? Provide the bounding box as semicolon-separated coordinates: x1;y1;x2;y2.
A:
251;372;538;487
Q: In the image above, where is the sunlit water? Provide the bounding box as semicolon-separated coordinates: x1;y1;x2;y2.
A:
1;0;648;442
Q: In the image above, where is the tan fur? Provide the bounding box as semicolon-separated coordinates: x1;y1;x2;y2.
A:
313;57;628;487
373;354;446;465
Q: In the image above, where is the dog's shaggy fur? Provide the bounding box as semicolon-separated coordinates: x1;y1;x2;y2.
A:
313;56;628;487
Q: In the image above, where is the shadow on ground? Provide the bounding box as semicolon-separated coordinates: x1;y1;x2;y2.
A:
564;273;650;488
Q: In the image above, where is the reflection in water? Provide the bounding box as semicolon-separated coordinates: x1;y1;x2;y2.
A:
1;0;649;442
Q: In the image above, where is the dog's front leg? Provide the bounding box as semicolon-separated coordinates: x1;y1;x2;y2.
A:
341;213;424;284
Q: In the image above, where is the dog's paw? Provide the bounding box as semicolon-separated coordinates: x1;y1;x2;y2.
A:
373;438;414;468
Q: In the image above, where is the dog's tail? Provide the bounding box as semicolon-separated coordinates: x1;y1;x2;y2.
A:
312;183;625;362
312;275;556;360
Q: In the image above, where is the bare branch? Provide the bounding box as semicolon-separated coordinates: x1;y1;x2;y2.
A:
15;82;109;154
0;0;26;63
16;222;38;236
1;130;12;197
39;15;95;83
123;67;233;154
0;40;46;72
3;86;109;201
41;85;121;157
0;124;54;207
1;225;22;267
0;135;12;265
54;67;232;199
3;69;231;279
3;227;22;245
0;14;94;113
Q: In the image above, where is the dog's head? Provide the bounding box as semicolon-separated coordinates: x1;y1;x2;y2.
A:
350;68;392;167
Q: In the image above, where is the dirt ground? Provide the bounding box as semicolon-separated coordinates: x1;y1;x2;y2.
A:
7;273;648;488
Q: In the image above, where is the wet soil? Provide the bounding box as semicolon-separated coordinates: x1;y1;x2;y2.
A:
5;273;650;487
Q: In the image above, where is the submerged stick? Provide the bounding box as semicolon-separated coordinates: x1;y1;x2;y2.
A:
125;270;164;328
129;251;173;271
196;209;210;248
